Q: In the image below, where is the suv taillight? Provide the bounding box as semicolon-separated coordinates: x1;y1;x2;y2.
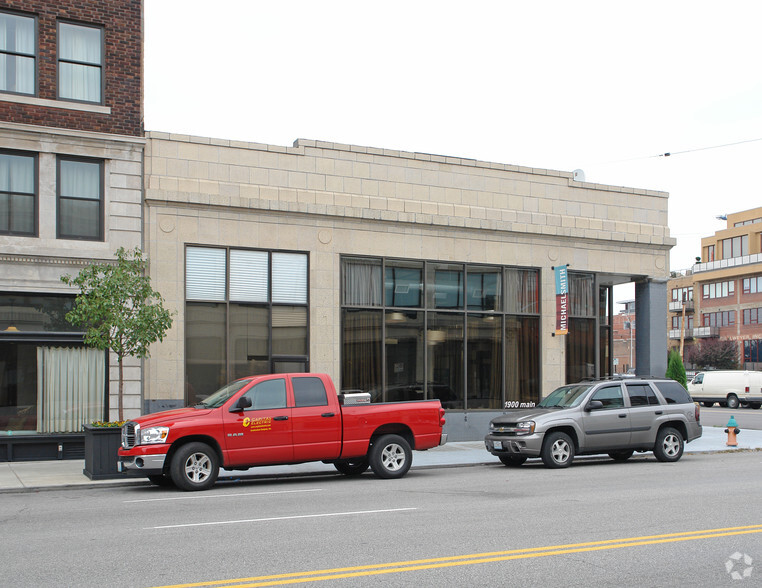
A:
695;403;700;423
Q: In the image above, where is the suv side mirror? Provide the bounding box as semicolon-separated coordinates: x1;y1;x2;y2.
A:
229;396;252;412
585;400;604;412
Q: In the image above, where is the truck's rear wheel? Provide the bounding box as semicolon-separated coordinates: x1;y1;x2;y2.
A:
334;459;369;476
727;395;740;409
170;442;219;491
369;434;411;479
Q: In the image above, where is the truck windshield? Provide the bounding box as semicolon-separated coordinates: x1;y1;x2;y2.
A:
195;379;251;409
538;385;592;408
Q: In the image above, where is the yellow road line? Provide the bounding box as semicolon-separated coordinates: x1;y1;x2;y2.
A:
154;523;762;588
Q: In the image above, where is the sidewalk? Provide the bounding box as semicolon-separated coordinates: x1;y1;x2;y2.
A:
1;426;760;493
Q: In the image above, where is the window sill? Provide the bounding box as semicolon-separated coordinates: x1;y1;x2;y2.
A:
0;93;111;115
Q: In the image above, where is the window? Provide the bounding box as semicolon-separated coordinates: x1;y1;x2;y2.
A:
57;157;103;240
743;276;762;295
654;381;691;404
0;151;36;236
743;308;760;325
671;287;692;302
702;311;735;328
184;247;309;403
702;280;734;299
341;256;540;409
721;235;748;259
745;340;762;363
0;11;35;95
293;377;328;408
626;384;659;406
240;379;287;410
705;245;715;262
591;385;624;409
672;316;693;330
58;22;102;103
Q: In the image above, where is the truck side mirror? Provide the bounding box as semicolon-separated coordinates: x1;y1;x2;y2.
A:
229;396;252;412
585;400;604;412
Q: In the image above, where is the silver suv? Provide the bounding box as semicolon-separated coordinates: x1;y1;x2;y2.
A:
485;378;702;468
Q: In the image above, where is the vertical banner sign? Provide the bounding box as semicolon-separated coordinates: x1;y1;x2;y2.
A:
554;265;569;335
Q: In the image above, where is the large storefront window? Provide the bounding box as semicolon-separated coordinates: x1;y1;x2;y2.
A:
565;273;610;383
185;247;309;404
1;293;105;434
341;257;540;409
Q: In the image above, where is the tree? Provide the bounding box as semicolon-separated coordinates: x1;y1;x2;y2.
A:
666;348;687;388
61;247;174;421
685;339;739;370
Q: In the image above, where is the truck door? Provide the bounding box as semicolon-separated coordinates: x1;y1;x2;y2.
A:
580;384;631;451
223;377;293;467
290;375;342;461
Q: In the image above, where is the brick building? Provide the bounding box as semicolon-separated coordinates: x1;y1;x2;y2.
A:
0;0;144;459
668;207;762;369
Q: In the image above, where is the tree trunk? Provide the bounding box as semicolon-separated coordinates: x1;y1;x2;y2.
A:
118;356;124;422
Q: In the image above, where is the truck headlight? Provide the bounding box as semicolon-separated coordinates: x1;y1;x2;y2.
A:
515;421;535;435
139;426;169;445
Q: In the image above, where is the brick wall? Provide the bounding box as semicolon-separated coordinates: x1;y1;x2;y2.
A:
0;0;141;136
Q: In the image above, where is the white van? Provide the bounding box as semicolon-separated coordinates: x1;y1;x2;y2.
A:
687;371;762;409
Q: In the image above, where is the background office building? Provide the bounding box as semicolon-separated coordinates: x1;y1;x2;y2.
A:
0;0;143;459
668;207;762;370
143;133;674;440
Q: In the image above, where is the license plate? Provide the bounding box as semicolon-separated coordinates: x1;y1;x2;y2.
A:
493;441;503;450
117;461;123;473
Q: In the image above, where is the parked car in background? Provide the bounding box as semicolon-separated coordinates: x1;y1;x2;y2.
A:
687;370;762;409
485;377;702;468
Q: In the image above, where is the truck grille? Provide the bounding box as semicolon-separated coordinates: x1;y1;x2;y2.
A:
122;422;137;449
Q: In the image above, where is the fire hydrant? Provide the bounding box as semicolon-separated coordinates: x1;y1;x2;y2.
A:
725;415;740;447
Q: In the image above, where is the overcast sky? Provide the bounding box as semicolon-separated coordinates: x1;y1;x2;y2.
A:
144;0;762;280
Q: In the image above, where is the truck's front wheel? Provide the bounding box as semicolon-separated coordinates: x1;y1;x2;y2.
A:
334;459;369;476
170;442;219;491
369;434;412;479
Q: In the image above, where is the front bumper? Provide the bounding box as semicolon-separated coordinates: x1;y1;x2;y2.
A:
117;448;168;477
484;433;543;457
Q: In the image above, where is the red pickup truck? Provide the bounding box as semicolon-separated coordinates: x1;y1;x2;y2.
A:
118;373;447;490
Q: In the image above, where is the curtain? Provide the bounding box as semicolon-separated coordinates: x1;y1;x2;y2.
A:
342;259;382;306
505;269;539;314
0;152;34;233
59;23;101;102
0;13;35;94
36;347;105;433
341;309;382;398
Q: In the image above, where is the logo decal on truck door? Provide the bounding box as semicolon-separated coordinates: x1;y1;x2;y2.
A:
242;416;273;432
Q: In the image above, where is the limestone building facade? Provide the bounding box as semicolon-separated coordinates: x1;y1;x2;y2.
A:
142;133;673;439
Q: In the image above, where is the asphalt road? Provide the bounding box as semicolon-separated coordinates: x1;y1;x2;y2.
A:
700;405;762;430
3;451;761;587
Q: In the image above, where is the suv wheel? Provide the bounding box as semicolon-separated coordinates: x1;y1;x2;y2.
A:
653;427;684;462
541;432;575;468
499;455;527;467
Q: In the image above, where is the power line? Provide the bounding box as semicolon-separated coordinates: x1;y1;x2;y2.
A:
658;136;762;158
591;136;762;166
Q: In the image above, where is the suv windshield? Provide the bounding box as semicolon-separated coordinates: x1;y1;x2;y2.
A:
195;379;251;409
538;384;592;408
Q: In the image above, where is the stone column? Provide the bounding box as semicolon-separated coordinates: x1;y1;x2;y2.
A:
635;279;668;377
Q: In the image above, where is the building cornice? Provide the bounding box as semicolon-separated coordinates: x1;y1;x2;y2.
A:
0;121;145;146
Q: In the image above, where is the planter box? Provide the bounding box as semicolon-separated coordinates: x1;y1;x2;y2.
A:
83;425;123;480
